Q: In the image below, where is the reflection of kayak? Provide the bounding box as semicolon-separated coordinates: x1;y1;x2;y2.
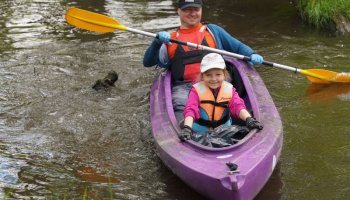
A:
150;58;283;200
306;83;350;102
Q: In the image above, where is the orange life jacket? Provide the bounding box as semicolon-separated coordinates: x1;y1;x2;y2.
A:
193;81;232;129
166;23;216;82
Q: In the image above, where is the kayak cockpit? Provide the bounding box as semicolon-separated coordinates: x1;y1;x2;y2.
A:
166;58;260;151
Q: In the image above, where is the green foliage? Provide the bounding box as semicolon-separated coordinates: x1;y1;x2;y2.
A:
82;187;88;200
297;0;350;29
1;189;12;200
108;178;114;199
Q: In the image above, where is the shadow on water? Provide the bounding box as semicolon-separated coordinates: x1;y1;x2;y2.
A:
255;163;283;200
156;162;209;200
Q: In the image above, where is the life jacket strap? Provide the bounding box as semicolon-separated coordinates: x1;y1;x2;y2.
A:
200;100;229;108
196;113;230;128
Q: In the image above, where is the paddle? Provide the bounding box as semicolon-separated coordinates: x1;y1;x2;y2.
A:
65;7;350;84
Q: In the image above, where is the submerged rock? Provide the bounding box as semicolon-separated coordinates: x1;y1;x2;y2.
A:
92;70;119;91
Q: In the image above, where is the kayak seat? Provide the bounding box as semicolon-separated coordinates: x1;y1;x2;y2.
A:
225;61;249;126
225;61;246;98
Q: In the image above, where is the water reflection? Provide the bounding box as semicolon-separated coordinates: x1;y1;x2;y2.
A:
0;156;25;185
0;0;15;54
306;83;350;103
75;166;119;183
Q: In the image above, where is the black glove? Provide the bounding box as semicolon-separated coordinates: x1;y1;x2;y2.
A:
246;117;263;130
179;125;192;142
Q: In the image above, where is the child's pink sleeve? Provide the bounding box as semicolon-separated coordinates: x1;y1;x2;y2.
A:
183;87;200;119
229;87;246;118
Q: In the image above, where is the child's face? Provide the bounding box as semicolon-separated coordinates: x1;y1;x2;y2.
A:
201;68;225;89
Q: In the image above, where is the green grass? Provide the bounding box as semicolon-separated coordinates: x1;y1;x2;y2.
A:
2;183;114;200
297;0;350;29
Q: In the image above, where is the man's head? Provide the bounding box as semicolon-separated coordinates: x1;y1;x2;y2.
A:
178;0;203;10
177;0;203;29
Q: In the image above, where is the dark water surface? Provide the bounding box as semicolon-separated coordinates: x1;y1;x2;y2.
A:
1;0;349;199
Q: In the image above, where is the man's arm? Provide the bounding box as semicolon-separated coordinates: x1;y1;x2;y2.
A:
143;38;163;67
143;33;171;68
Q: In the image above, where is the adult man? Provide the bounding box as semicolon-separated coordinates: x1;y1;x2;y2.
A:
143;0;264;122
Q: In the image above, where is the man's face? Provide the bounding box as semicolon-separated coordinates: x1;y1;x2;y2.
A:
177;7;202;28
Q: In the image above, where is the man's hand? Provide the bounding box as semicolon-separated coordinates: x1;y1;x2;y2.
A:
250;54;264;65
246;117;263;130
156;31;171;44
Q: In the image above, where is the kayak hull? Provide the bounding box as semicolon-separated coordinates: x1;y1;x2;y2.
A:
150;58;283;200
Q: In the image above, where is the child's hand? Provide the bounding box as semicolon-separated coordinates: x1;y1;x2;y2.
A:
179;125;192;141
246;117;263;130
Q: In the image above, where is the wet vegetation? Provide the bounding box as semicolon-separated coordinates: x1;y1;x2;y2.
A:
295;0;350;33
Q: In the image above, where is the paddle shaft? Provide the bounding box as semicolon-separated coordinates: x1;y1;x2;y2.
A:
66;7;350;83
127;27;300;73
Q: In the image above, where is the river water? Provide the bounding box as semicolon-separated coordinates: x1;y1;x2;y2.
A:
0;0;349;199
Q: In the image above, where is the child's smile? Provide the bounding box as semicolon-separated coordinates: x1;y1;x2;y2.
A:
202;68;225;89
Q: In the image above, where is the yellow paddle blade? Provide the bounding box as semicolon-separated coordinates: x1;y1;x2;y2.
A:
300;69;350;84
65;7;127;33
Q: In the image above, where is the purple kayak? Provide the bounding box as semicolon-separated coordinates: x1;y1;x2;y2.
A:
149;57;283;200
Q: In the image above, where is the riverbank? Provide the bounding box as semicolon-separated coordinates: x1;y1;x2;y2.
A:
294;0;350;34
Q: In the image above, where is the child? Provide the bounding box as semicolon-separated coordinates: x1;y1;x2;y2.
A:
179;53;263;141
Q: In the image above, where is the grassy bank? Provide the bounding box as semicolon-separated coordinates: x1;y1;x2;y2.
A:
296;0;350;30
